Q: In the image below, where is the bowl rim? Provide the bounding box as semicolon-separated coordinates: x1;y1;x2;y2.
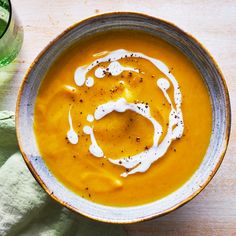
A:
15;12;231;224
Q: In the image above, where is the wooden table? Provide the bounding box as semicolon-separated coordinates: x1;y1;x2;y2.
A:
1;0;235;235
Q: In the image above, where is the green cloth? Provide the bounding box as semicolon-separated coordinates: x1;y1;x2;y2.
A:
0;111;126;236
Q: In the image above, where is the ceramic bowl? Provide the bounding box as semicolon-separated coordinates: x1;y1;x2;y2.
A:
16;12;231;223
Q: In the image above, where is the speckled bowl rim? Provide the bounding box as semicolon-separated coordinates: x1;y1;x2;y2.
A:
16;12;231;224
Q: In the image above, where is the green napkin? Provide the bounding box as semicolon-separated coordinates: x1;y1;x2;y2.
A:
0;111;126;236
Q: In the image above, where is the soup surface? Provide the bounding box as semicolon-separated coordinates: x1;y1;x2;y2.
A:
34;30;212;206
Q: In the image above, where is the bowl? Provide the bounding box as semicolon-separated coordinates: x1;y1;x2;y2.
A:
16;12;231;223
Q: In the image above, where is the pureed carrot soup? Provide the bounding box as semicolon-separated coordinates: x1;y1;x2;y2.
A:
34;30;212;206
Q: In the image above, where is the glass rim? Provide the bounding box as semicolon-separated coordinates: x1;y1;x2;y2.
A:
0;0;12;39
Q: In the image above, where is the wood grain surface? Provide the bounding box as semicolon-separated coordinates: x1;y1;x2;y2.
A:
0;1;235;235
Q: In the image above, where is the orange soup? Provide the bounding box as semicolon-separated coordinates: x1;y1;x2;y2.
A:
34;30;212;206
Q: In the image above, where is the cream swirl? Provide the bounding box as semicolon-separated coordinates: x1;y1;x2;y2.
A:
67;49;184;177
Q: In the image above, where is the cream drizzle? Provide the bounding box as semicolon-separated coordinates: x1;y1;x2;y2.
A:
94;61;139;79
67;108;78;145
109;78;183;177
87;114;94;122
74;49;143;87
70;49;184;177
85;76;94;87
83;125;104;158
94;98;162;147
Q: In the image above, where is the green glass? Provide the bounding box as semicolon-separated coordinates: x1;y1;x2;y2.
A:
0;0;23;67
